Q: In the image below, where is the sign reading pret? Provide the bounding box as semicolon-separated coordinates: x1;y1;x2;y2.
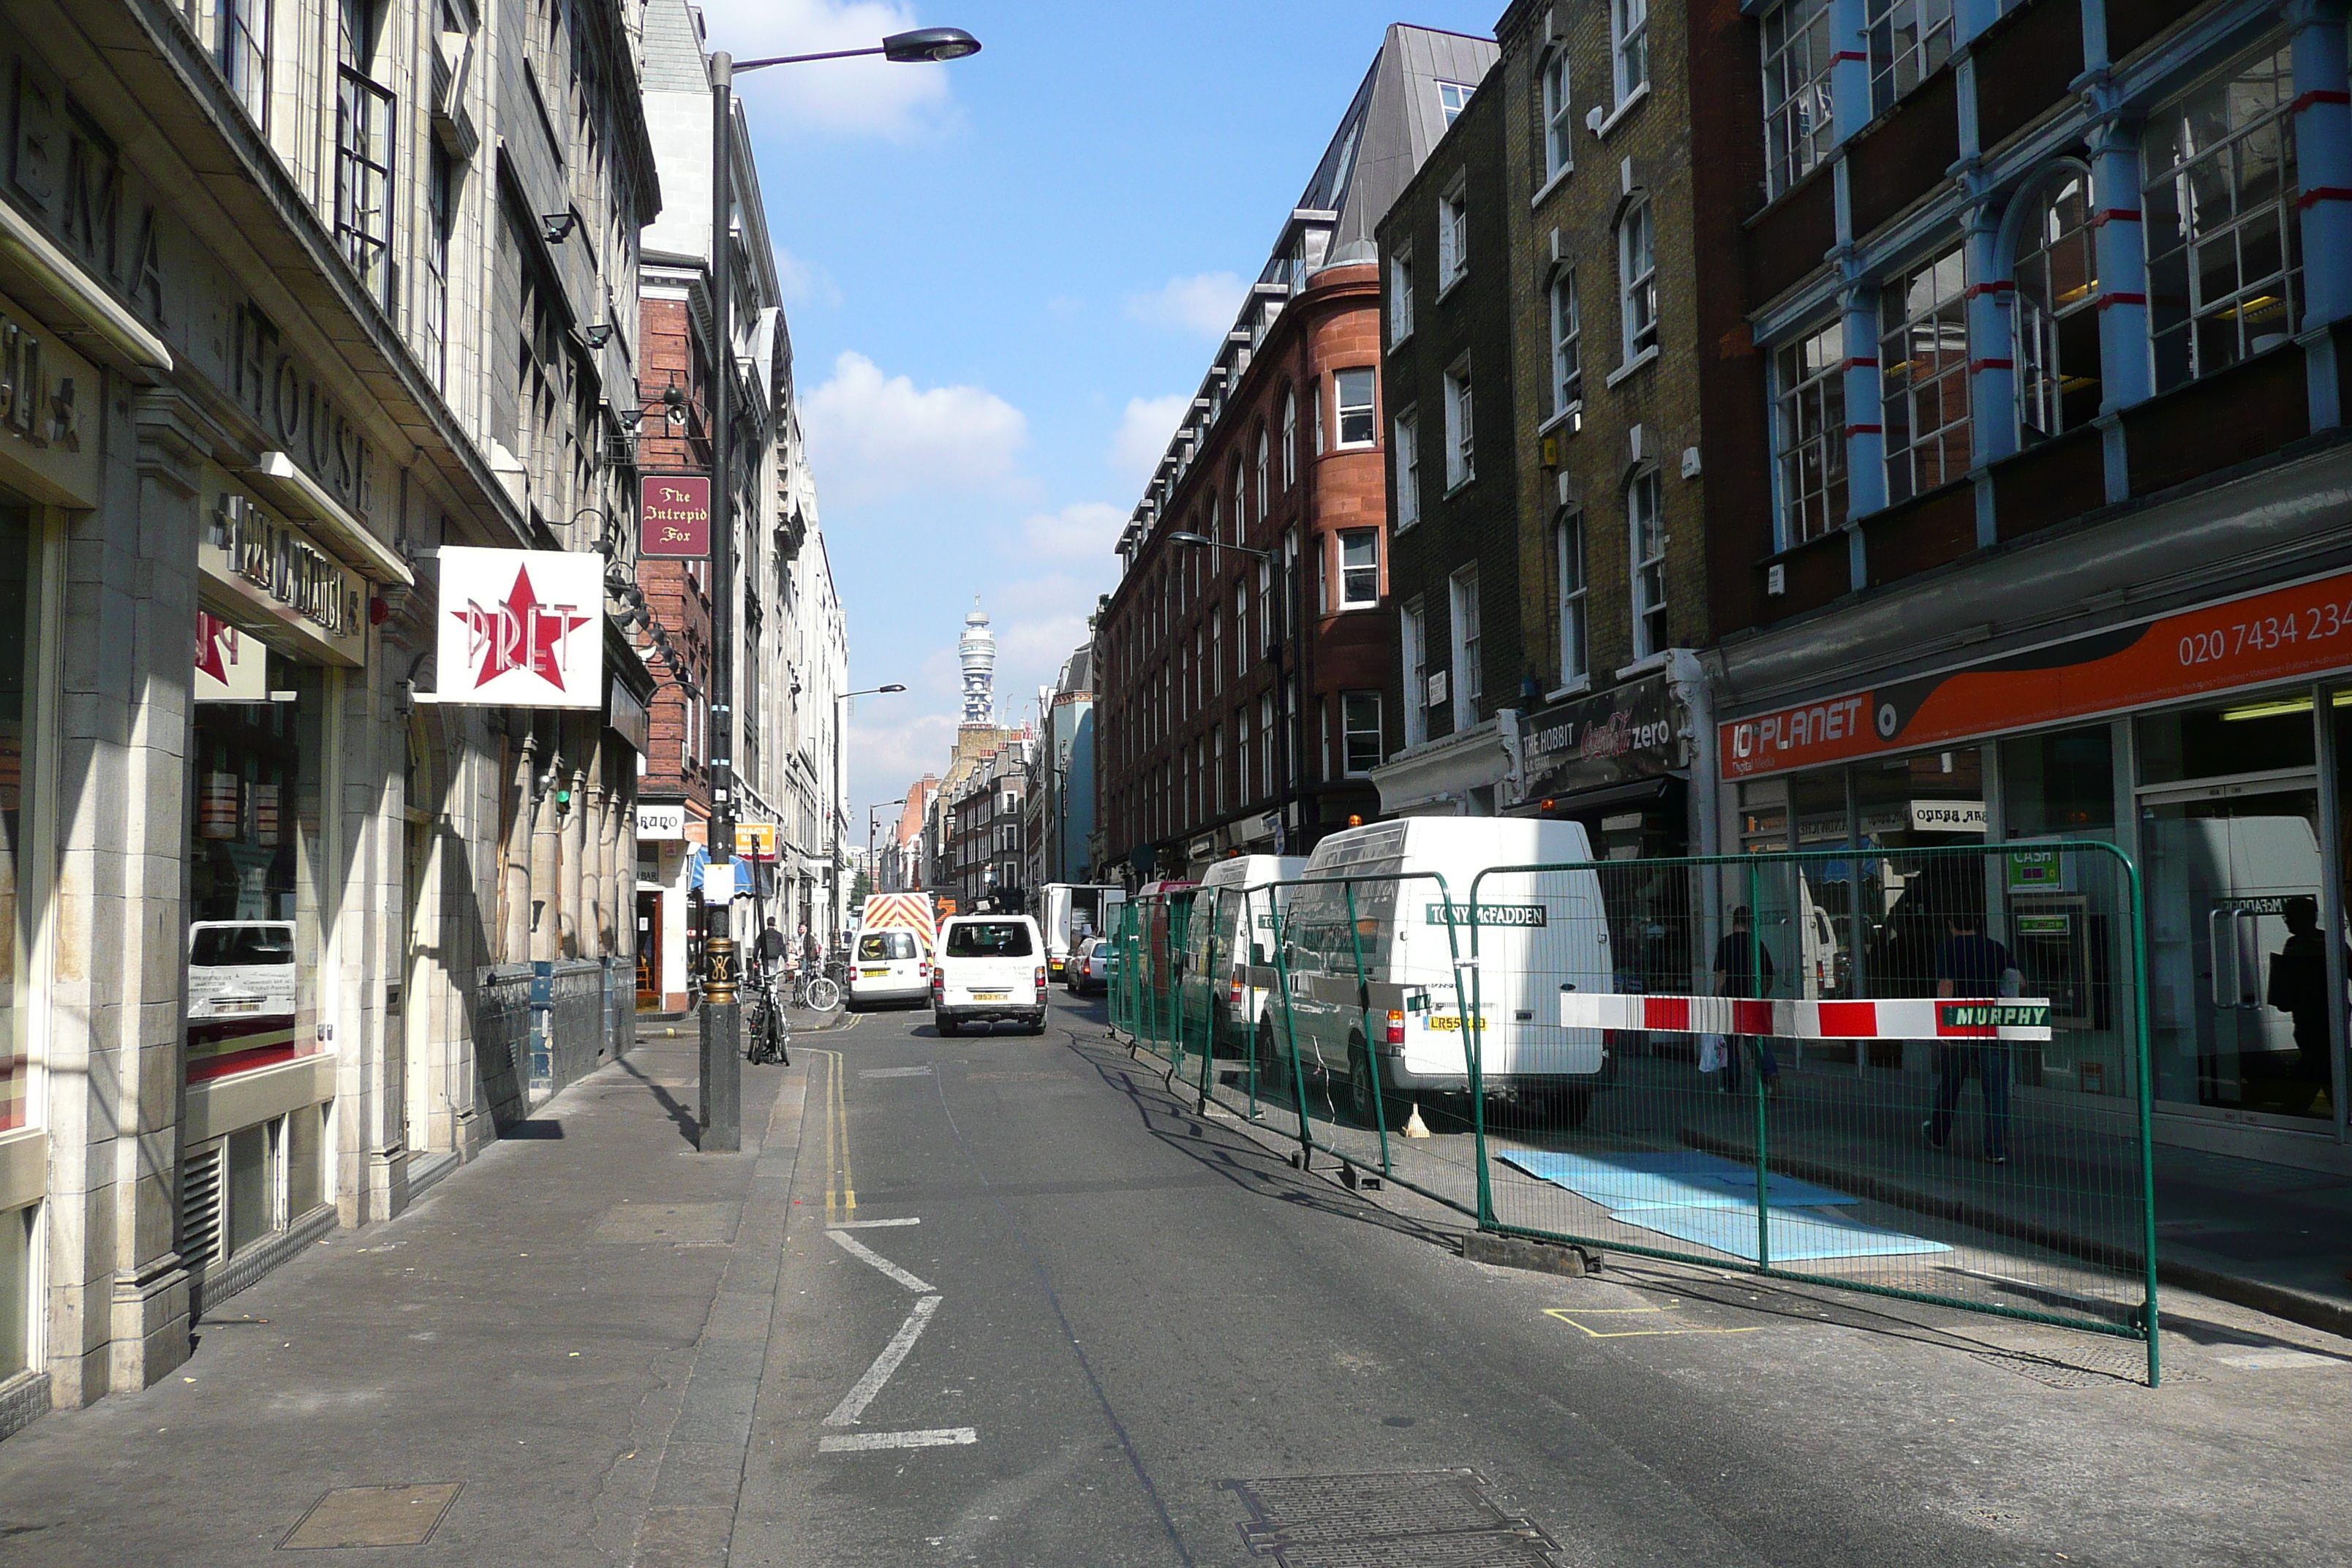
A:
194;611;268;702
1424;903;1548;927
436;547;602;709
640;475;710;559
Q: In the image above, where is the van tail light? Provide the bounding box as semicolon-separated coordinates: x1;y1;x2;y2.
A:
1386;1010;1406;1047
1229;976;1243;1007
1035;965;1048;996
931;970;944;997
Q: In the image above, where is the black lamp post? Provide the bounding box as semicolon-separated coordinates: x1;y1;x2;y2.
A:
1167;531;1299;856
698;31;979;1153
866;798;906;900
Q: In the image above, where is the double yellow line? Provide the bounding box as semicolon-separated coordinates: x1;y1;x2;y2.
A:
809;1048;856;1221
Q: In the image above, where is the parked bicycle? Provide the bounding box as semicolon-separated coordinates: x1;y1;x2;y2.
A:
781;961;843;1014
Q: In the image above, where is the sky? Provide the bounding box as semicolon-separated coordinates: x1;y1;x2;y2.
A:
690;0;1503;818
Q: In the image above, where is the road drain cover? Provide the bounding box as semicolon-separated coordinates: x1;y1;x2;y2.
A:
279;1484;461;1549
1224;1469;1561;1565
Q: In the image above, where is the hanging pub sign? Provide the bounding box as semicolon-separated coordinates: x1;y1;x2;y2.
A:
640;474;711;559
434;546;603;710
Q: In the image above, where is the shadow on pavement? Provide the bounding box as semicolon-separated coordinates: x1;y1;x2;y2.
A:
614;1051;705;1150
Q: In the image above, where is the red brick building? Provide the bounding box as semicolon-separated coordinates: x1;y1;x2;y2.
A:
1094;26;1498;878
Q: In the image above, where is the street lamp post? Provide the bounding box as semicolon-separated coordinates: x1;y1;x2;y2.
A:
829;684;907;949
866;798;906;898
1167;532;1297;856
698;29;978;1153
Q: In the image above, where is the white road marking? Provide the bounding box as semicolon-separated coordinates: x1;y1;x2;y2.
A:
860;1066;932;1078
818;1427;976;1452
828;1218;920;1229
827;1229;937;1293
826;1294;943;1425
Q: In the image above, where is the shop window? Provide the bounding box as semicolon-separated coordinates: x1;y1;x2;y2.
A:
1762;0;1835;200
2001;727;2117;837
0;1203;26;1376
190;635;325;1085
1880;246;1970;503
2137;699;2315;785
2016;167;2100;442
1773;315;1847;546
226;1121;274;1256
2145;42;2299;392
1866;0;1953;117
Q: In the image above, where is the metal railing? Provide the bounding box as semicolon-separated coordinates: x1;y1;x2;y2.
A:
1109;843;2162;1384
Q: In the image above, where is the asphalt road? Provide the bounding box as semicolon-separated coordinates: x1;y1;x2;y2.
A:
722;994;2352;1567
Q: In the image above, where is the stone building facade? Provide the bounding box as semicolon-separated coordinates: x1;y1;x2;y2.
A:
0;0;657;1436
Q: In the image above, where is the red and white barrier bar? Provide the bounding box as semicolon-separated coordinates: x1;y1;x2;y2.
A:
1558;992;2051;1041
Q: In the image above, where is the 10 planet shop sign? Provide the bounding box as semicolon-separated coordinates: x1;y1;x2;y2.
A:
1719;565;2352;779
434;546;603;710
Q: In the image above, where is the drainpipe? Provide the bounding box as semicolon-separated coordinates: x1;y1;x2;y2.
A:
1667;648;1718;859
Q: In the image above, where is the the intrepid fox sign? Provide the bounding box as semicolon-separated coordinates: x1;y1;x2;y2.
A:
436;547;603;709
640;474;712;559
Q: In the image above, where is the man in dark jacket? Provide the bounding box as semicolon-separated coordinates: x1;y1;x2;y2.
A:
1712;906;1779;1096
755;919;788;979
1926;913;2020;1163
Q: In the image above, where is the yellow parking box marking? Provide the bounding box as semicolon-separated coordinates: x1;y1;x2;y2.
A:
1544;1307;1766;1339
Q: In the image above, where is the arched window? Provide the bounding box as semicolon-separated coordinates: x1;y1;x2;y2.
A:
1230;459;1249;533
1255;428;1270;517
2014;165;2099;444
1281;391;1297;489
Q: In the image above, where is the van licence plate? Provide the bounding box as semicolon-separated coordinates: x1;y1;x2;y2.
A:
862;968;888;978
973;990;1009;1002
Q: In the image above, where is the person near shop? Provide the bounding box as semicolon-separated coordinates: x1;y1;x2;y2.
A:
755;918;788;978
1926;913;2023;1164
2267;896;2345;1099
1712;906;1779;1097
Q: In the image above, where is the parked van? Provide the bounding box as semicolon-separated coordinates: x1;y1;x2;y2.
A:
850;892;938;1009
932;913;1049;1035
1176;855;1304;1057
1264;818;1611;1127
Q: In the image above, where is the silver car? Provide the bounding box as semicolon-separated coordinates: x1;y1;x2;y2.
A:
1066;936;1110;996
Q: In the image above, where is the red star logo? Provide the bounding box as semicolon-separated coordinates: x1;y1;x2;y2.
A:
195;611;234;685
453;566;592;691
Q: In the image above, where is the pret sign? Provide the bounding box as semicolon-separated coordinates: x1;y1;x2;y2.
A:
640;475;711;559
436;547;603;709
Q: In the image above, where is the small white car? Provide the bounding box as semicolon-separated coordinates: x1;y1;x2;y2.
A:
186;920;298;1021
932;914;1048;1035
1065;937;1110;995
848;928;930;1009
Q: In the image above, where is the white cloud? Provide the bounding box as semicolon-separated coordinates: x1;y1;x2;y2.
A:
1107;393;1189;489
1125;271;1248;338
1022;502;1125;557
803;350;1028;502
771;244;842;308
693;0;959;140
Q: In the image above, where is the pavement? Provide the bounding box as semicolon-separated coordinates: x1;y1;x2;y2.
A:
1;1001;2351;1563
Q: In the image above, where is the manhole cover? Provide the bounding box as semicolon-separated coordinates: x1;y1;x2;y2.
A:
1225;1470;1561;1566
279;1484;460;1549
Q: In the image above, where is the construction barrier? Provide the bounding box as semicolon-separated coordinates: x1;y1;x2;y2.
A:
1112;842;2162;1384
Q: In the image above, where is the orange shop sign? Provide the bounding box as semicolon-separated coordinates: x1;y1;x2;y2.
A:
1720;568;2352;779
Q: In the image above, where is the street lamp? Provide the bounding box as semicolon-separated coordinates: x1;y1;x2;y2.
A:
1166;532;1299;856
698;31;978;1153
831;685;908;951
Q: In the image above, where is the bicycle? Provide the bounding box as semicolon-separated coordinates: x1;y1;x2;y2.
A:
780;961;843;1014
744;965;791;1066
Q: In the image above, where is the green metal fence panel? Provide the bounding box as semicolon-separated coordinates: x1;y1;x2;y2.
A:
1463;842;2159;1384
1141;845;2163;1384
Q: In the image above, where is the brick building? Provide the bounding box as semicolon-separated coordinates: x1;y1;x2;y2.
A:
1096;25;1496;882
1712;0;2352;1168
1369;0;1735;860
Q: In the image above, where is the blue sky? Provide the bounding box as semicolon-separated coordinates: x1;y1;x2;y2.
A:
696;0;1501;813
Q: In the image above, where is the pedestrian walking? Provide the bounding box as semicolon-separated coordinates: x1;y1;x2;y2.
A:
1925;912;2024;1164
1712;905;1779;1097
755;918;788;980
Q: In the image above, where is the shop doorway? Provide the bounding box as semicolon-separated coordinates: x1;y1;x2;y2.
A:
636;892;660;1009
2141;777;2330;1123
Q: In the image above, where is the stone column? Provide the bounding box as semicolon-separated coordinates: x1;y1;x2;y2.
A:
502;718;536;964
529;720;562;965
558;719;586;962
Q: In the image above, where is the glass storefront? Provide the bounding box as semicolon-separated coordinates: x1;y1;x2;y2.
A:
0;503;29;1137
186;652;326;1085
1738;688;2352;1137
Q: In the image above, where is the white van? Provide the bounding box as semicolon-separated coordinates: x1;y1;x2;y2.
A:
1262;818;1612;1127
186;920;298;1021
1040;883;1126;979
932;913;1049;1035
1176;855;1304;1057
849;927;930;1008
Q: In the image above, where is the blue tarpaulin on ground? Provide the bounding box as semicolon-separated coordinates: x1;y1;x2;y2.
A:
1497;1149;1860;1212
1615;1204;1950;1263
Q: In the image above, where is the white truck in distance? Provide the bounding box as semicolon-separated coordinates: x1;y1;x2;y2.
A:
1041;883;1126;979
